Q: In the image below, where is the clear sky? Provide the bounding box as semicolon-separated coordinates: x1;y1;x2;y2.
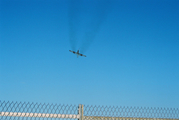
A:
0;0;179;108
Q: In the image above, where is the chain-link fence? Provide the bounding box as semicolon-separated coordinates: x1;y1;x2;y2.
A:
0;101;179;120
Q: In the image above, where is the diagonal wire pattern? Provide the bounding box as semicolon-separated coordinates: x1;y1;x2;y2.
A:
0;101;179;120
0;101;79;120
83;105;179;119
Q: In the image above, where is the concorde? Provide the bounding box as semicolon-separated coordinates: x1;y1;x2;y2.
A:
69;50;86;58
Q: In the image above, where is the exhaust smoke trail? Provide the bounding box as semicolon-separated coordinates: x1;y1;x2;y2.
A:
80;0;111;53
68;0;112;53
68;0;82;51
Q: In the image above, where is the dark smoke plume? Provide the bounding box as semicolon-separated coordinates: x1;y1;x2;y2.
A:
69;0;112;53
80;1;111;53
68;0;82;51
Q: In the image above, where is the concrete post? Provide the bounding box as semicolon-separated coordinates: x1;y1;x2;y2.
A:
78;104;83;120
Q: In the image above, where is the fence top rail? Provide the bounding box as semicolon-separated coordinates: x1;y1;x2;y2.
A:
0;112;79;118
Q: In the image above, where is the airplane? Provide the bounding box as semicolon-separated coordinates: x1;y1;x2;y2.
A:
69;50;86;58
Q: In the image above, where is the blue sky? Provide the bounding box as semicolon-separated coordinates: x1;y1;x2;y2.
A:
0;0;179;108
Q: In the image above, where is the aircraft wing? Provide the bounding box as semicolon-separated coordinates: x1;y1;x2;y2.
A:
69;50;86;57
79;54;86;57
69;50;76;54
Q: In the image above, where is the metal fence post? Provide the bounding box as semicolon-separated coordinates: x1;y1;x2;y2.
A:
78;104;83;120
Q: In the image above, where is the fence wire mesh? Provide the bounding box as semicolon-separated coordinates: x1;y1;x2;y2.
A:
83;105;179;119
0;101;79;120
0;101;179;120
